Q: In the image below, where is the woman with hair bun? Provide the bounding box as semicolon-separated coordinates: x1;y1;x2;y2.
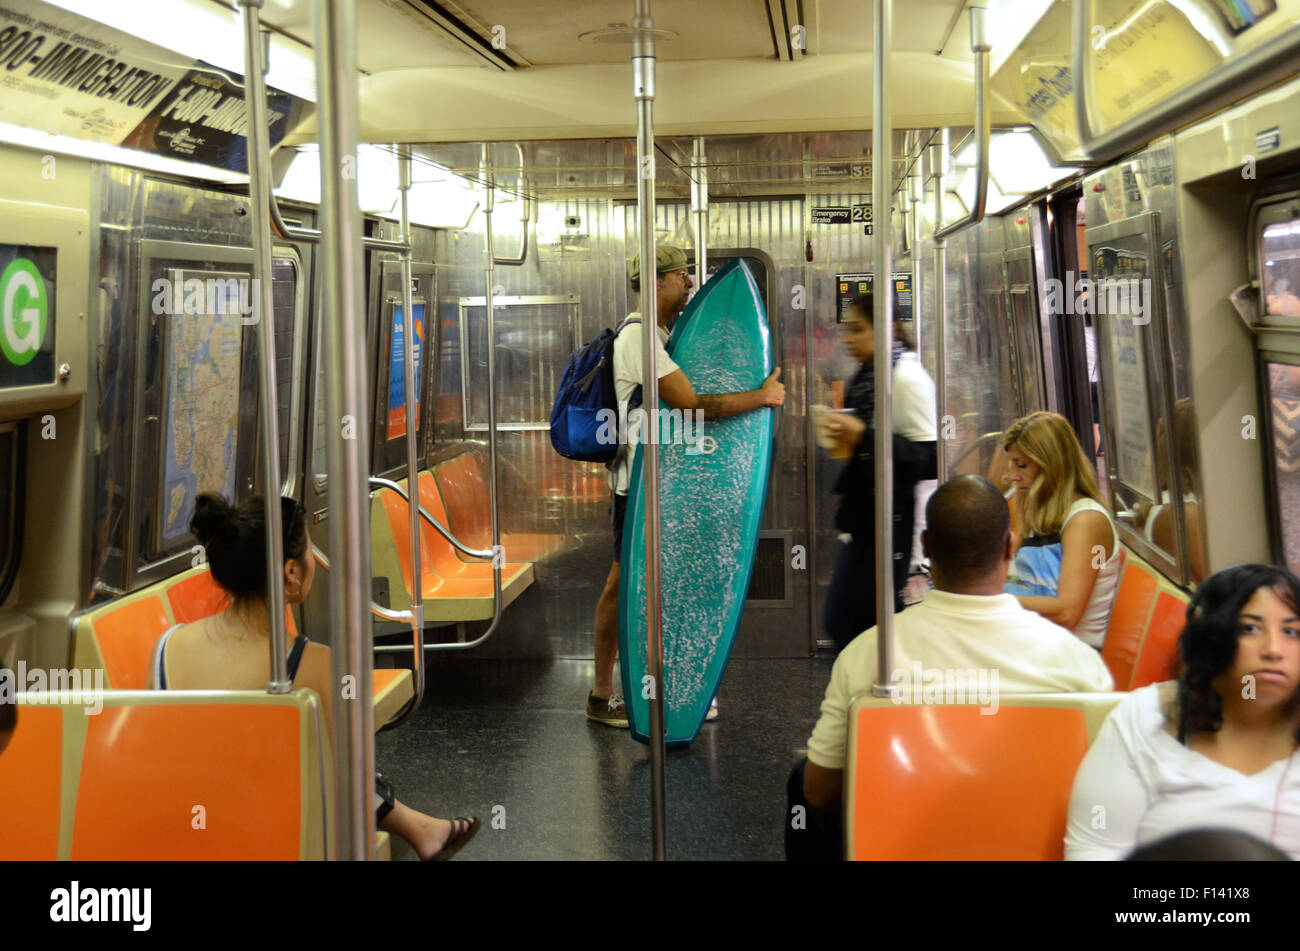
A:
1066;564;1300;859
151;492;478;861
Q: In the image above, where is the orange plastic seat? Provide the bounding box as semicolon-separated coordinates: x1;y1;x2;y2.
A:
166;565;298;634
1131;589;1188;689
71;699;306;860
845;702;1091;860
374;485;534;619
75;593;173;690
166;568;232;623
1100;556;1158;692
374;667;415;725
0;705;63;859
431;455;566;562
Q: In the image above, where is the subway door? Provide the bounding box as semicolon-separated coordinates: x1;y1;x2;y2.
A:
705;250;810;657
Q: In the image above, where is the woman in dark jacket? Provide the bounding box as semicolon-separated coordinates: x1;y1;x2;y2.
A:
822;294;938;652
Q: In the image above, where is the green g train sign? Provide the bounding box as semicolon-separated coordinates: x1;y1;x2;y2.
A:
0;245;56;388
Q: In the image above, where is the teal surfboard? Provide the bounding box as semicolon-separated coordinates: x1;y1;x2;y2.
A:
618;258;774;748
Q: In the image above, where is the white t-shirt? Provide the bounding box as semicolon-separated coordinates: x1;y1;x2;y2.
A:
806;588;1115;770
1065;683;1300;860
893;351;937;442
1064;498;1122;648
609;313;679;496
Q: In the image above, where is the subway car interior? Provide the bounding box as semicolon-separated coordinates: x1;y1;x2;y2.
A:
0;0;1298;864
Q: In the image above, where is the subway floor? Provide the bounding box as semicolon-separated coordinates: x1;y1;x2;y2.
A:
375;656;834;860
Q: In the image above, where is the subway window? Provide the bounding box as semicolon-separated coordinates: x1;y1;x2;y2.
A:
1265;361;1300;574
460;296;579;430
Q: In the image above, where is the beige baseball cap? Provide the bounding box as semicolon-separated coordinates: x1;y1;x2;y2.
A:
629;244;688;281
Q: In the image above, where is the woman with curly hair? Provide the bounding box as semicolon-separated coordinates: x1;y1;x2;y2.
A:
1066;564;1300;859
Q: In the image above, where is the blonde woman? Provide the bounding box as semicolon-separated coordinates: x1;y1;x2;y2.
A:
1002;412;1121;648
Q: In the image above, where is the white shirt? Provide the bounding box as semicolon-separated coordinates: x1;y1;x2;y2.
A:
609;313;679;495
1064;498;1122;648
1066;684;1300;860
892;351;937;442
806;588;1115;770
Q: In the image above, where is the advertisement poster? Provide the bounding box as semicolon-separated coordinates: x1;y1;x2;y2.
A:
0;2;186;144
0;0;312;169
835;272;914;323
388;303;423;440
121;65;311;173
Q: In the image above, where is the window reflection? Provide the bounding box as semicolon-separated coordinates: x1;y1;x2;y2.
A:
1262;220;1300;318
1267;362;1300;575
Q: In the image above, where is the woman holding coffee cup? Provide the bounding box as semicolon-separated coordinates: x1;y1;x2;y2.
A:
821;293;938;652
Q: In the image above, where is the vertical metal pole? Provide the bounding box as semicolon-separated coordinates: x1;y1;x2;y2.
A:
932;130;948;480
398;145;426;710
633;0;668;861
691;136;708;289
909;166;922;358
239;0;289;694
314;0;375;860
480;146;503;603
871;0;896;698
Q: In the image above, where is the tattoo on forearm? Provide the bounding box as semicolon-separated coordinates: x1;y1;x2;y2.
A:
698;394;725;418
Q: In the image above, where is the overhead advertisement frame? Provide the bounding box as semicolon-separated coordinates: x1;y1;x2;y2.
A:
0;0;313;172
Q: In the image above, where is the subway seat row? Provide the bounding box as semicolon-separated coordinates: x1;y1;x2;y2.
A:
844;544;1191;859
369;451;566;621
69;564;415;726
2;453;560;859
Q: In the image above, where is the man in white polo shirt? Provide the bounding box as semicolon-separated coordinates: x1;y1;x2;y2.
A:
786;474;1113;859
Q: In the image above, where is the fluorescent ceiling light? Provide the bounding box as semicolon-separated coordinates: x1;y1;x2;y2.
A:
276;143;483;228
0;120;245;184
952;129;1077;204
41;0;317;102
276;144;321;204
987;0;1056;75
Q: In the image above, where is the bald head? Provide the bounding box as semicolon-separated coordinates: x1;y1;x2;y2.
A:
923;475;1012;593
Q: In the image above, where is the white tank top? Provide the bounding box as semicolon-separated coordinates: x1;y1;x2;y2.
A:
1065;497;1121;648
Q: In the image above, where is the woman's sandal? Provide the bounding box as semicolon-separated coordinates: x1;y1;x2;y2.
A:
429;816;480;862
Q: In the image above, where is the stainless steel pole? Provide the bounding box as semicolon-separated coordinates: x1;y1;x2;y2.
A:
932;131;948;480
871;0;896;699
314;0;375;860
480;145;505;619
398;145;426;713
909;166;922;358
934;7;990;242
239;0;289;694
691;136;707;289
633;0;668;861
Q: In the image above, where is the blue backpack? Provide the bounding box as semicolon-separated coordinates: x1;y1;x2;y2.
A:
550;317;642;462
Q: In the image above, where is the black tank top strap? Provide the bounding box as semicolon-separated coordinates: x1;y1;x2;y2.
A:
287;634;309;684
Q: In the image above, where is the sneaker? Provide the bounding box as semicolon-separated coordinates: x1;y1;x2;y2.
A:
586;692;629;728
706;697;719;721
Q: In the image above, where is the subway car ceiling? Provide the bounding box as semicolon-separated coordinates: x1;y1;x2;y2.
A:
0;0;1298;645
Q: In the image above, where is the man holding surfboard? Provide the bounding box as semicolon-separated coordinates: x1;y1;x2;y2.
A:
586;245;786;727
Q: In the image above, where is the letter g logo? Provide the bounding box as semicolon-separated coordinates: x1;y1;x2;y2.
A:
1;258;47;367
